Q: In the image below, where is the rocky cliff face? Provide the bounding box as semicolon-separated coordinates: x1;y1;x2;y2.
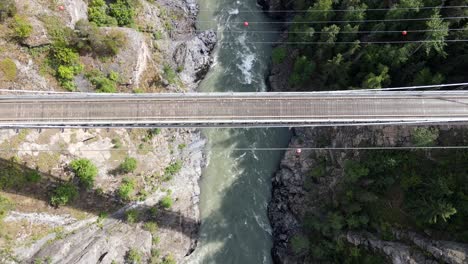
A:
0;0;216;263
268;126;468;264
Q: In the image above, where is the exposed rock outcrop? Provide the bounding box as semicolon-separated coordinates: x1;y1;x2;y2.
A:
174;30;217;87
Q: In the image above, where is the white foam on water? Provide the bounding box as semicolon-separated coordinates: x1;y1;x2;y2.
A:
228;8;239;15
235;33;257;84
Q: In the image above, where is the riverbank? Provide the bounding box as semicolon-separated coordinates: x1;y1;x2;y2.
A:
0;0;215;262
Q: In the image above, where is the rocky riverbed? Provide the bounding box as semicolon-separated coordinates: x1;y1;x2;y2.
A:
0;0;216;263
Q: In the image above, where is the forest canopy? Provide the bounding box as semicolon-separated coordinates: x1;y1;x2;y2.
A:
281;0;468;90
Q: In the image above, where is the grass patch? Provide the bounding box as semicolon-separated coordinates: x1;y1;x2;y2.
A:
36;152;60;173
125;209;139;224
0;58;17;81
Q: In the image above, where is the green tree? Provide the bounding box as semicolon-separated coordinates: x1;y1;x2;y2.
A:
70;158;98;189
412;127;439;146
50;183;78;207
88;0;117;26
361;64;390;89
424;12;449;57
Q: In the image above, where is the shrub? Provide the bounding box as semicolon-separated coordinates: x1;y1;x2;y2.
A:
11;15;32;39
109;0;135;27
118;177;135;201
125;209;139;223
93;77;117;93
50;183;78;207
126;248;142;264
290;234;310;254
0;0;16;22
86;70;121;93
50;46;83;91
120;157;137;173
70;158;98;189
88;0;117;26
159;195;173;209
25;170;41;183
272;47;287;64
108;71;120;82
0;58;17;81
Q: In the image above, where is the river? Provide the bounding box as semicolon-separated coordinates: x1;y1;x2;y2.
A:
186;0;291;263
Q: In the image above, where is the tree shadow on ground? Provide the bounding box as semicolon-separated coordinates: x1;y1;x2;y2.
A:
0;157;198;238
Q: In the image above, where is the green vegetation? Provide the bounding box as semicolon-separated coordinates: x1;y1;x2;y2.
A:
163;64;177;84
0;58;17;81
143;221;158;233
159;195;173;209
284;0;467;90
50;183;78;207
271;47;287;64
70;158;98;189
75;20;128;57
161;254;176;264
86;70;120;93
0;158;43;190
11;15;33;39
25;170;41;183
125;209;139;223
88;0;117;26
163;160;182;181
290;234;310;254
0;0;16;22
112;138;122;148
109;0;135;27
412;127;439;146
126;248;142;264
88;0;136;27
0;195;13;222
119;156;137;173
49;46;83;91
274;1;468;259
177;143;186;150
118;177;135;201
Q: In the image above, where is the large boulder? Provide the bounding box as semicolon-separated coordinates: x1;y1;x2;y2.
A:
173;30;217;88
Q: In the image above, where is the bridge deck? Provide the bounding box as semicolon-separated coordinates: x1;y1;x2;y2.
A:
1;91;468;128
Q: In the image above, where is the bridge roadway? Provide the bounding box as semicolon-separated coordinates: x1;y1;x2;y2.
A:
1;91;468;128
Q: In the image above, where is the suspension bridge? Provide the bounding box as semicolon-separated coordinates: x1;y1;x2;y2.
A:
0;90;468;128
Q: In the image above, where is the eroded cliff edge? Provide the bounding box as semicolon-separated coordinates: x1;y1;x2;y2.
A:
0;0;216;263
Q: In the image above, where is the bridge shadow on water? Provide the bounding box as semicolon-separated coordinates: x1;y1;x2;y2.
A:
0;157;198;239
